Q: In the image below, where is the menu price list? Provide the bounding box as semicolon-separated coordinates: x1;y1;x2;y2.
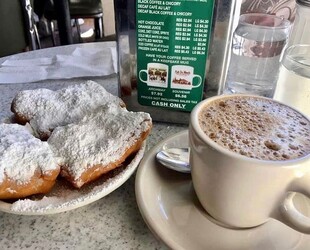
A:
136;0;214;111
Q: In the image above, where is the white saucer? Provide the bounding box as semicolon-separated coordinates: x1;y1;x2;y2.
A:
135;130;310;250
0;143;145;215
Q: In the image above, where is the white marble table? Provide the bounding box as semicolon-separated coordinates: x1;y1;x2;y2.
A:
0;42;186;249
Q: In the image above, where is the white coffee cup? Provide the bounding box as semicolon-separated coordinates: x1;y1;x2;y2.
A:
171;65;202;90
139;63;168;88
189;94;310;233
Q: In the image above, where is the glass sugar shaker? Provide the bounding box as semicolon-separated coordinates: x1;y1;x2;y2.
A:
288;0;310;45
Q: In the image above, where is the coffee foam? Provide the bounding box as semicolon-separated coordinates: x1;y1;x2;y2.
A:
198;96;310;161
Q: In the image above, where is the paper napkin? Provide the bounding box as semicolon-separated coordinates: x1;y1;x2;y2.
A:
0;47;117;84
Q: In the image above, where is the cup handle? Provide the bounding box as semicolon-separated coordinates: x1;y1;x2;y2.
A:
274;175;310;234
139;69;148;84
192;75;202;88
280;192;310;233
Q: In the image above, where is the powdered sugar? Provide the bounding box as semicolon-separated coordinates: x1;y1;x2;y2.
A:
7;143;145;214
47;103;151;183
12;80;124;138
0;124;58;184
0;81;151;213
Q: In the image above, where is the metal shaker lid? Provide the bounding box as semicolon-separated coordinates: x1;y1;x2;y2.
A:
297;0;310;7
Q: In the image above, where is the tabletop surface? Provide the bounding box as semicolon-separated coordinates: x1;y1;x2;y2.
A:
0;42;186;250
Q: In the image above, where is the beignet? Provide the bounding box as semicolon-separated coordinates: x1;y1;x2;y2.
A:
0;124;60;199
47;103;152;188
11;80;124;140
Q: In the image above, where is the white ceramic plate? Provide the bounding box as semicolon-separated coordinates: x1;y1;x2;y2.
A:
135;130;310;250
0;143;145;215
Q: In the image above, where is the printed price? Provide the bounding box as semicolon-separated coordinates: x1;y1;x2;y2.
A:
175;94;188;99
151;91;163;96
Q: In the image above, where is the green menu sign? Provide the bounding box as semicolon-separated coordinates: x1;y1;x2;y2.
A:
136;0;214;111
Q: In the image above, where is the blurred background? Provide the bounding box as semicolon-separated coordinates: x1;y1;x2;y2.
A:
0;0;296;58
0;0;116;57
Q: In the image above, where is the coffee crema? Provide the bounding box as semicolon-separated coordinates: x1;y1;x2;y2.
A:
198;96;310;161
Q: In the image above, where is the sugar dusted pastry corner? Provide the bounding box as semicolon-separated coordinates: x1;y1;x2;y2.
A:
0;124;60;199
47;103;152;188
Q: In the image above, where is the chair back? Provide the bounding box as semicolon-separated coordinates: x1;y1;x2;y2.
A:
0;0;39;58
0;0;28;57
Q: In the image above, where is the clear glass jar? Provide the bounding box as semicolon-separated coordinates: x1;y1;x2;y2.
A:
288;0;310;45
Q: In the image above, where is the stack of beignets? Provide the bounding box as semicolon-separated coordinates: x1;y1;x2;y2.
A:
0;81;151;199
